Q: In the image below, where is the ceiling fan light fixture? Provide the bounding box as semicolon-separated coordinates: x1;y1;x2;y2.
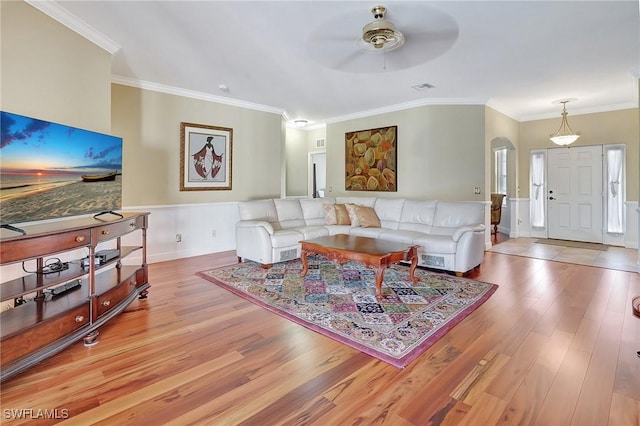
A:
362;5;405;52
549;100;581;146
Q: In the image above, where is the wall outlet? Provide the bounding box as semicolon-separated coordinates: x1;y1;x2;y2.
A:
175;233;182;242
473;186;481;194
211;229;217;238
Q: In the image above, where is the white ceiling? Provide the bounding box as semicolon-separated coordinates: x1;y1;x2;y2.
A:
35;1;639;126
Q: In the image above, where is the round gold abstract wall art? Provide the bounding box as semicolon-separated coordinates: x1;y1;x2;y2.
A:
345;125;397;191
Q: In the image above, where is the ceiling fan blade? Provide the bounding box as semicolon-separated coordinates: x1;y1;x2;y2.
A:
332;49;367;70
305;3;460;73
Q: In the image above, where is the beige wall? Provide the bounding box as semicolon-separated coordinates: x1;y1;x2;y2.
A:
485;107;519;199
111;84;284;206
325;105;486;201
1;1;112;132
519;108;639;200
288;106;520;204
306;128;326;150
285;127;308;197
285;126;327;197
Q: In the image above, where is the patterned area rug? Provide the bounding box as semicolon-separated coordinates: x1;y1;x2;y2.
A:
197;256;498;368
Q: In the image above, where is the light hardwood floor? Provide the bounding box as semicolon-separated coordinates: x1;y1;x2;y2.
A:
1;248;639;425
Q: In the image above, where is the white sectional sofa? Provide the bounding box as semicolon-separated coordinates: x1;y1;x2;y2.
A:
236;197;486;276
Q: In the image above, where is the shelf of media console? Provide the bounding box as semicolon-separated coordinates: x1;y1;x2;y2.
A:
0;245;143;302
0;264;143;339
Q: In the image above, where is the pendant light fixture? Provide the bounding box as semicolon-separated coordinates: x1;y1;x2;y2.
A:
549;99;581;146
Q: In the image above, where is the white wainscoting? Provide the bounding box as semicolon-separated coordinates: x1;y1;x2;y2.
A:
497;200;511;236
122;202;240;264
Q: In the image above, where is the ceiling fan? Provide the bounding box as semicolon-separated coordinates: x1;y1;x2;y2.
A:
306;4;459;73
361;5;405;52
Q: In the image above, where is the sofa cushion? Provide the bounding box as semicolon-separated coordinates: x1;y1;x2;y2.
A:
335;204;351;225
452;224;485;241
323;203;351;225
374;198;405;230
301;197;335;226
354;205;381;228
296;226;330;240
378;229;426;244
270;229;304;248
399;199;437;223
323;203;337;225
324;224;352;235
431;201;484;235
412;234;458;254
345;203;360;226
349;226;386;238
238;199;278;222
398;199;437;234
274;199;306;229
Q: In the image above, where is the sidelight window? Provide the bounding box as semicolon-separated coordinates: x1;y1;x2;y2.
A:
530;150;546;228
604;145;625;234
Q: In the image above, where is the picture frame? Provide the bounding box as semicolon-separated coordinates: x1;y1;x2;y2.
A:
180;122;232;191
345;125;397;191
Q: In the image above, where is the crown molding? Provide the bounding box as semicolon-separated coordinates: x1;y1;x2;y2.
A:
110;75;638;125
324;97;488;124
111;75;286;117
25;0;120;54
519;102;639;122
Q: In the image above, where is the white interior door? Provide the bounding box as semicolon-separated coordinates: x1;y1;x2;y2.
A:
547;145;603;243
309;152;326;197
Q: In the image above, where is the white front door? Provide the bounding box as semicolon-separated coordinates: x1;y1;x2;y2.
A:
547;145;603;243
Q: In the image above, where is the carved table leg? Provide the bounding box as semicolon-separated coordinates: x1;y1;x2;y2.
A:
300;250;309;277
409;253;418;284
373;267;385;299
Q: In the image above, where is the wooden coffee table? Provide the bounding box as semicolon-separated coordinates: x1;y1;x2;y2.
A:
300;234;419;299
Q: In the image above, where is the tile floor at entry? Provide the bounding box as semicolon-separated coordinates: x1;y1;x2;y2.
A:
489;236;639;273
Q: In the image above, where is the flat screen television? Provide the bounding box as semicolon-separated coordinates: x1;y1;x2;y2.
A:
1;111;123;229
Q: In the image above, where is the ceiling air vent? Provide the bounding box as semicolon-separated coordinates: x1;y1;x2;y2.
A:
412;83;435;91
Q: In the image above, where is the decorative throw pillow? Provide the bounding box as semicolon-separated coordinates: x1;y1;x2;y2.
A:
354;205;381;228
334;204;351;225
345;203;360;227
323;204;337;225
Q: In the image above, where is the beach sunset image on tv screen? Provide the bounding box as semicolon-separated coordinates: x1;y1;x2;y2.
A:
1;111;123;225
